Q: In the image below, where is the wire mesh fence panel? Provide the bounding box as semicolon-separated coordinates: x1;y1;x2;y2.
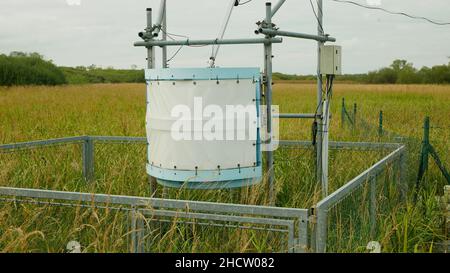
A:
0;143;84;190
135;213;294;253
92;141;149;196
324;162;402;253
0;200;131;253
325;181;372;252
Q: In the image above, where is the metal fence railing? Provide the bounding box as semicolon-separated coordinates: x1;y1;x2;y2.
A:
0;186;308;253
0;136;407;253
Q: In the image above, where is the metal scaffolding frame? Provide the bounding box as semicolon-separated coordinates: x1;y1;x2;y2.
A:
134;0;337;200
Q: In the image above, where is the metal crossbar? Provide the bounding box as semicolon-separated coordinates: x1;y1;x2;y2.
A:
0;186;308;253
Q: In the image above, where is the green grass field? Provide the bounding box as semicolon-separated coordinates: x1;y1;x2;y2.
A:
0;83;448;253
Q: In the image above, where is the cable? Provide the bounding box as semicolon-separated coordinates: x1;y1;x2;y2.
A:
310;0;324;33
166;45;184;63
160;29;209;63
331;0;450;26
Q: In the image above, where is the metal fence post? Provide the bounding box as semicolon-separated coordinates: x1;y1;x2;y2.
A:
137;214;145;253
130;208;138;253
378;110;383;138
353;103;357;130
341;98;345;128
82;136;94;182
315;206;327;253
369;175;377;238
416;117;430;194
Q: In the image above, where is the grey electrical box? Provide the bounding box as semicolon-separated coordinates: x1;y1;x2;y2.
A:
320;45;342;75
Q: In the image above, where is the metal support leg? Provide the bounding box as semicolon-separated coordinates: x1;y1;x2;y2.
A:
264;2;275;204
315;205;327;253
315;0;324;193
82;136;94;182
146;7;159;197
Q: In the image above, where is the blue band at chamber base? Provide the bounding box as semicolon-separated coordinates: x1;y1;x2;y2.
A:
147;164;262;190
156;178;262;190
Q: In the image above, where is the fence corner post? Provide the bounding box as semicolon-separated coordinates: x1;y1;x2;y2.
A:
315;206;328;253
82;136;94;182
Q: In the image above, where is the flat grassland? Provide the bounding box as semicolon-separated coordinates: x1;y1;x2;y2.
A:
0;83;448;252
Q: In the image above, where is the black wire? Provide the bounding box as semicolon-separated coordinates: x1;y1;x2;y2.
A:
331;0;450;26
310;0;324;33
160;29;209;63
167;45;184;63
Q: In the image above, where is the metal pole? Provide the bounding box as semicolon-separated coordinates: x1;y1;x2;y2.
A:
353;103;357;130
321;94;330;197
378;110;383;138
130;208;138;253
341;98;345;128
315;205;327;253
134;37;283;47
146;8;156;69
264;2;275;204
315;0;324;188
162;1;167;68
146;8;158;196
257;28;336;43
82;136;94;182
416;116;430;193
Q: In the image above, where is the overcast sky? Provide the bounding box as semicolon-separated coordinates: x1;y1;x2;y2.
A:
1;0;449;74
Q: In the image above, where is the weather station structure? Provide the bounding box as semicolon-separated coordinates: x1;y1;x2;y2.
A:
134;0;341;197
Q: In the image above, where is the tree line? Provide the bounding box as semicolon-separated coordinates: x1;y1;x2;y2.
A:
1;52;449;86
0;52;67;86
0;52;144;86
273;59;450;84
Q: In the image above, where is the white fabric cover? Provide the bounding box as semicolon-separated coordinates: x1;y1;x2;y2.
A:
146;79;257;171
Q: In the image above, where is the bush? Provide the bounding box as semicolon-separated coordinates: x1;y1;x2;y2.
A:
0;52;67;86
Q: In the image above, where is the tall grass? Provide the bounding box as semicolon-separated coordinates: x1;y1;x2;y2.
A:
0;83;448;252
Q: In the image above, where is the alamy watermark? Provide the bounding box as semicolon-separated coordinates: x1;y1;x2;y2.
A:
167;97;279;151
